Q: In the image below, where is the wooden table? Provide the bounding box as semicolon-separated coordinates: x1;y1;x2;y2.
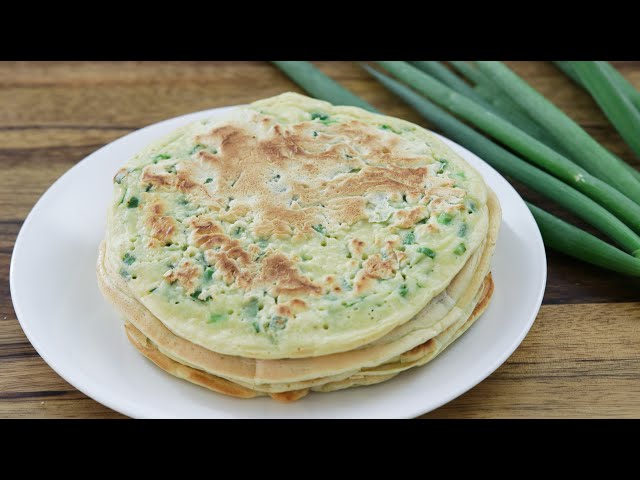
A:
1;61;639;418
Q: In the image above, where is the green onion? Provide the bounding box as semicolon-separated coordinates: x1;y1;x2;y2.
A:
448;61;565;153
374;61;640;237
362;64;640;256
204;267;214;281
453;243;466;256
553;61;584;86
399;284;409;297
208;313;226;323
122;252;136;265
417;247;436;258
190;144;206;155
437;212;453;225
271;61;378;112
600;61;640;112
127;196;139;208
568;61;640;159
474;61;640;204
311;112;329;121
154;153;171;162
411;61;480;101
312;224;326;235
554;62;640;183
380;124;401;134
528;203;640;276
243;298;260;318
449;61;486;85
404;231;415;245
204;177;213;184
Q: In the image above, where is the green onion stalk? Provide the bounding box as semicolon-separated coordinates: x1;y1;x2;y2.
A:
446;61;564;153
528;203;640;276
474;61;640;204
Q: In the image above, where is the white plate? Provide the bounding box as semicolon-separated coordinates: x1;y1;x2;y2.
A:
10;106;546;419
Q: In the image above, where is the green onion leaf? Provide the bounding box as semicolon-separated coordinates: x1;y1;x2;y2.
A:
404;231;415;245
154;153;171;162
122;252;136;265
453;243;467;256
437;212;453;225
312;224;326;235
190;144;206;155
208;313;226;324
417;247;436;258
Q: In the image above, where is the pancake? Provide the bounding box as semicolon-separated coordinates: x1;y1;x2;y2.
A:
123;273;494;401
103;92;490;359
97;188;499;389
96;187;500;398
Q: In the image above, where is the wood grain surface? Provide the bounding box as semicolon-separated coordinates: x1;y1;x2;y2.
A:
1;61;639;419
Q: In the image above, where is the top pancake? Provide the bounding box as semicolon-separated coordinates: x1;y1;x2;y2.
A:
104;92;489;359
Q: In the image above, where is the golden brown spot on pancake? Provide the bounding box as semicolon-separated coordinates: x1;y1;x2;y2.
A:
146;201;176;243
275;305;292;317
175;172;198;192
349;238;366;256
289;298;308;311
425;223;440;234
209;252;240;285
354;254;399;293
190;218;249;265
323;197;367;226
323;165;427;199
218;203;251;223
364;254;398;279
226;246;251;266
253;203;322;239
141;166;173;189
190;216;224;249
382;235;401;251
164;260;202;295
236;271;254;290
256;253;322;297
392;206;429;228
324;275;342;293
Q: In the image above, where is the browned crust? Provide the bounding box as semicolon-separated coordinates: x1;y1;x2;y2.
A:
255;253;322;296
126;108;487;298
124;322;261;399
125;322;310;403
163;260;203;296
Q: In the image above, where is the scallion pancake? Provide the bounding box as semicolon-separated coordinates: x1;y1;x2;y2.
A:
103;92;490;359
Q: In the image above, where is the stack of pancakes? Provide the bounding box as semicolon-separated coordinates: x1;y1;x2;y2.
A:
97;93;501;402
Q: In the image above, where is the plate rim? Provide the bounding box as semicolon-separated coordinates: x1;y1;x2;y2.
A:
10;105;547;418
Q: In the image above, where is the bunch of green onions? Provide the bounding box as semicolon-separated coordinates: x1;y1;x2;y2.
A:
271;61;640;276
